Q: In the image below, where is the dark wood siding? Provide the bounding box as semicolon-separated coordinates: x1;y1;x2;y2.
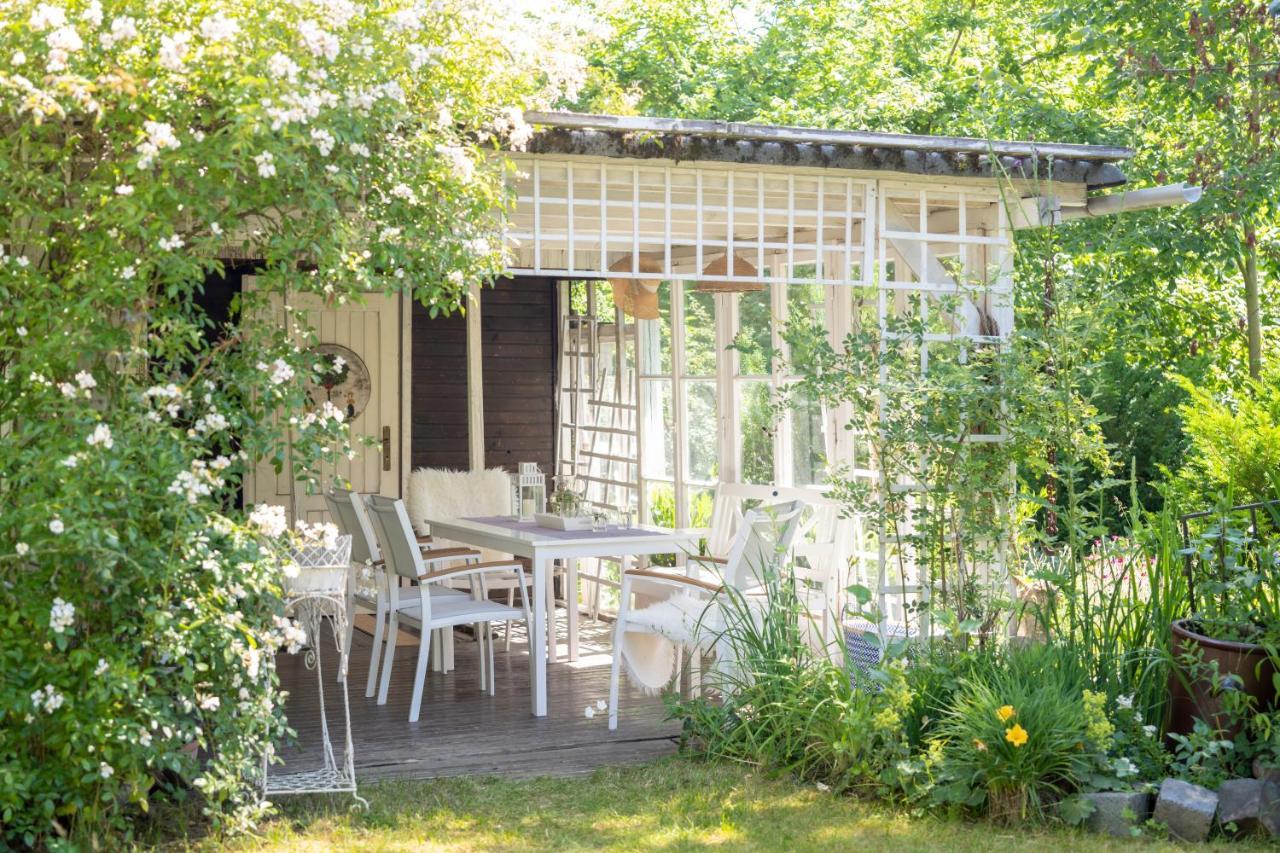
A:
410;276;558;473
409;302;468;470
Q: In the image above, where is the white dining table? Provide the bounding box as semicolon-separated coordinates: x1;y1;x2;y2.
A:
423;515;706;717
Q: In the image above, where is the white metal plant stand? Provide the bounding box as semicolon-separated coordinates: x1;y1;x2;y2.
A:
262;534;367;808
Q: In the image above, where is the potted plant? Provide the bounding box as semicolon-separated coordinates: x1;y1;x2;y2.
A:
1168;500;1280;737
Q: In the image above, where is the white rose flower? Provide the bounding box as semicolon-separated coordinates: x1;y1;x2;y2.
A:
29;3;67;32
248;504;288;538
254;151;276;178
80;1;102;27
158;31;191;72
199;13;239;43
49;597;75;633
86;423;112;448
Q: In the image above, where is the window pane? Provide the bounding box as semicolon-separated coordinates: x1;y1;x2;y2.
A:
685;380;718;482
645;481;676;527
790;390;827;485
639;378;673;480
735;287;772;376
739;381;774;484
683;286;717;376
687;486;715;527
789;283;824;324
636;283;672;377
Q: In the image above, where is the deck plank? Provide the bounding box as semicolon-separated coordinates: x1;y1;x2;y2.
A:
275;616;678;782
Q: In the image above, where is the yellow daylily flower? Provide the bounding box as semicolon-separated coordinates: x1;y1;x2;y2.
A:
996;705;1015;722
1005;724;1029;747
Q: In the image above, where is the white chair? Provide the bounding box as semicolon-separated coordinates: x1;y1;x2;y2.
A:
693;483;854;653
608;500;805;730
406;467;558;652
364;495;530;723
325;487;478;696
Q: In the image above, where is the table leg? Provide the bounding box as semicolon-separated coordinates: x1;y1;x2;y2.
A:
530;555;547;717
545;560;557;664
567;557;579;662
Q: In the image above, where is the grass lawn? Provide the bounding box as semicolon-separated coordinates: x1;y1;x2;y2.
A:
159;757;1262;851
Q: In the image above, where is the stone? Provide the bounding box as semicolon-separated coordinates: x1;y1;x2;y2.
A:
1154;778;1218;842
1217;778;1262;833
1083;791;1153;837
1261;770;1280;838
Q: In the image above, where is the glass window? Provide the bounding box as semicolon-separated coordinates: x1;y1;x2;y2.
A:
645;480;676;528
739;381;775;484
735;287;772;376
685;380;718;482
683;287;717;376
687;486;715;528
790;390;827;485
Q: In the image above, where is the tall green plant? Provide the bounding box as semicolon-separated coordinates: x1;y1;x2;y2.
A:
670;563;914;795
1018;494;1188;728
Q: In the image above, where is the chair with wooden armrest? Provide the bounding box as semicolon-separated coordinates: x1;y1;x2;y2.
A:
326;487;475;697
695;484;852;654
607;500;805;730
365;495;530;723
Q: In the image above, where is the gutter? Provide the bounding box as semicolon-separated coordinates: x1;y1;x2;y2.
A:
1013;183;1202;228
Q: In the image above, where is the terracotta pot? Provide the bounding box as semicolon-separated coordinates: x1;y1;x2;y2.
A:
1167;618;1278;737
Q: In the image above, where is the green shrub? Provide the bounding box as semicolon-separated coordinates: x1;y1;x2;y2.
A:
931;645;1093;822
0;0;588;845
669;567;915;796
1169;369;1280;510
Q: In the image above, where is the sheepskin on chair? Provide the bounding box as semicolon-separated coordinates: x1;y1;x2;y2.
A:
406;467;512;561
620;591;753;695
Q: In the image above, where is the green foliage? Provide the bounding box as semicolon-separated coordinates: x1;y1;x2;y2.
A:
0;0;585;845
576;0;1280;506
1170;369;1280;510
784;281;1108;636
1017;502;1189;728
930;645;1094;821
1167;720;1241;788
669;566;916;798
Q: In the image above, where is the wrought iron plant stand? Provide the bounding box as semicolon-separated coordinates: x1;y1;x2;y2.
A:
261;534;368;808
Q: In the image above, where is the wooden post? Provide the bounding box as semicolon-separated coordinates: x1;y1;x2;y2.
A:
467;281;485;471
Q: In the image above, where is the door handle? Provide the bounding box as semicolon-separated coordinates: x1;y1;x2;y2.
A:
382;426;392;471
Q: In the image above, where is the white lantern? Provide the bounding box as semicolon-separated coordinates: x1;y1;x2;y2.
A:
511;462;546;522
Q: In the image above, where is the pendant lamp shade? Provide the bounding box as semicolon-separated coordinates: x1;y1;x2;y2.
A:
609;255;663;320
694;252;765;293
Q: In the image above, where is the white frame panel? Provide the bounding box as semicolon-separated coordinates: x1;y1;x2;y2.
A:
531;157;1017;632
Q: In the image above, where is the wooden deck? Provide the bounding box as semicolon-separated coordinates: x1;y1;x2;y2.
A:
275;614;679;781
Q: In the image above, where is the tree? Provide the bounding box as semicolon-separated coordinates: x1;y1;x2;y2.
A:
0;0;588;844
1057;1;1280;379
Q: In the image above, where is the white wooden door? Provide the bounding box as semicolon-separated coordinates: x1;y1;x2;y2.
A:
243;281;405;523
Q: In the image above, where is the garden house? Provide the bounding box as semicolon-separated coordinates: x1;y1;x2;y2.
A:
217;110;1205;776
228;111;1195;618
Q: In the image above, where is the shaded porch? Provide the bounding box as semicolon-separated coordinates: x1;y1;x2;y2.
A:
275;616;678;781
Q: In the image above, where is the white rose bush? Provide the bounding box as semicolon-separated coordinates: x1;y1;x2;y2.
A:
0;0;590;844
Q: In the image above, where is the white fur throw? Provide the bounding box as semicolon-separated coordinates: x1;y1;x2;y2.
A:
406;467;512;561
620;592;739;695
